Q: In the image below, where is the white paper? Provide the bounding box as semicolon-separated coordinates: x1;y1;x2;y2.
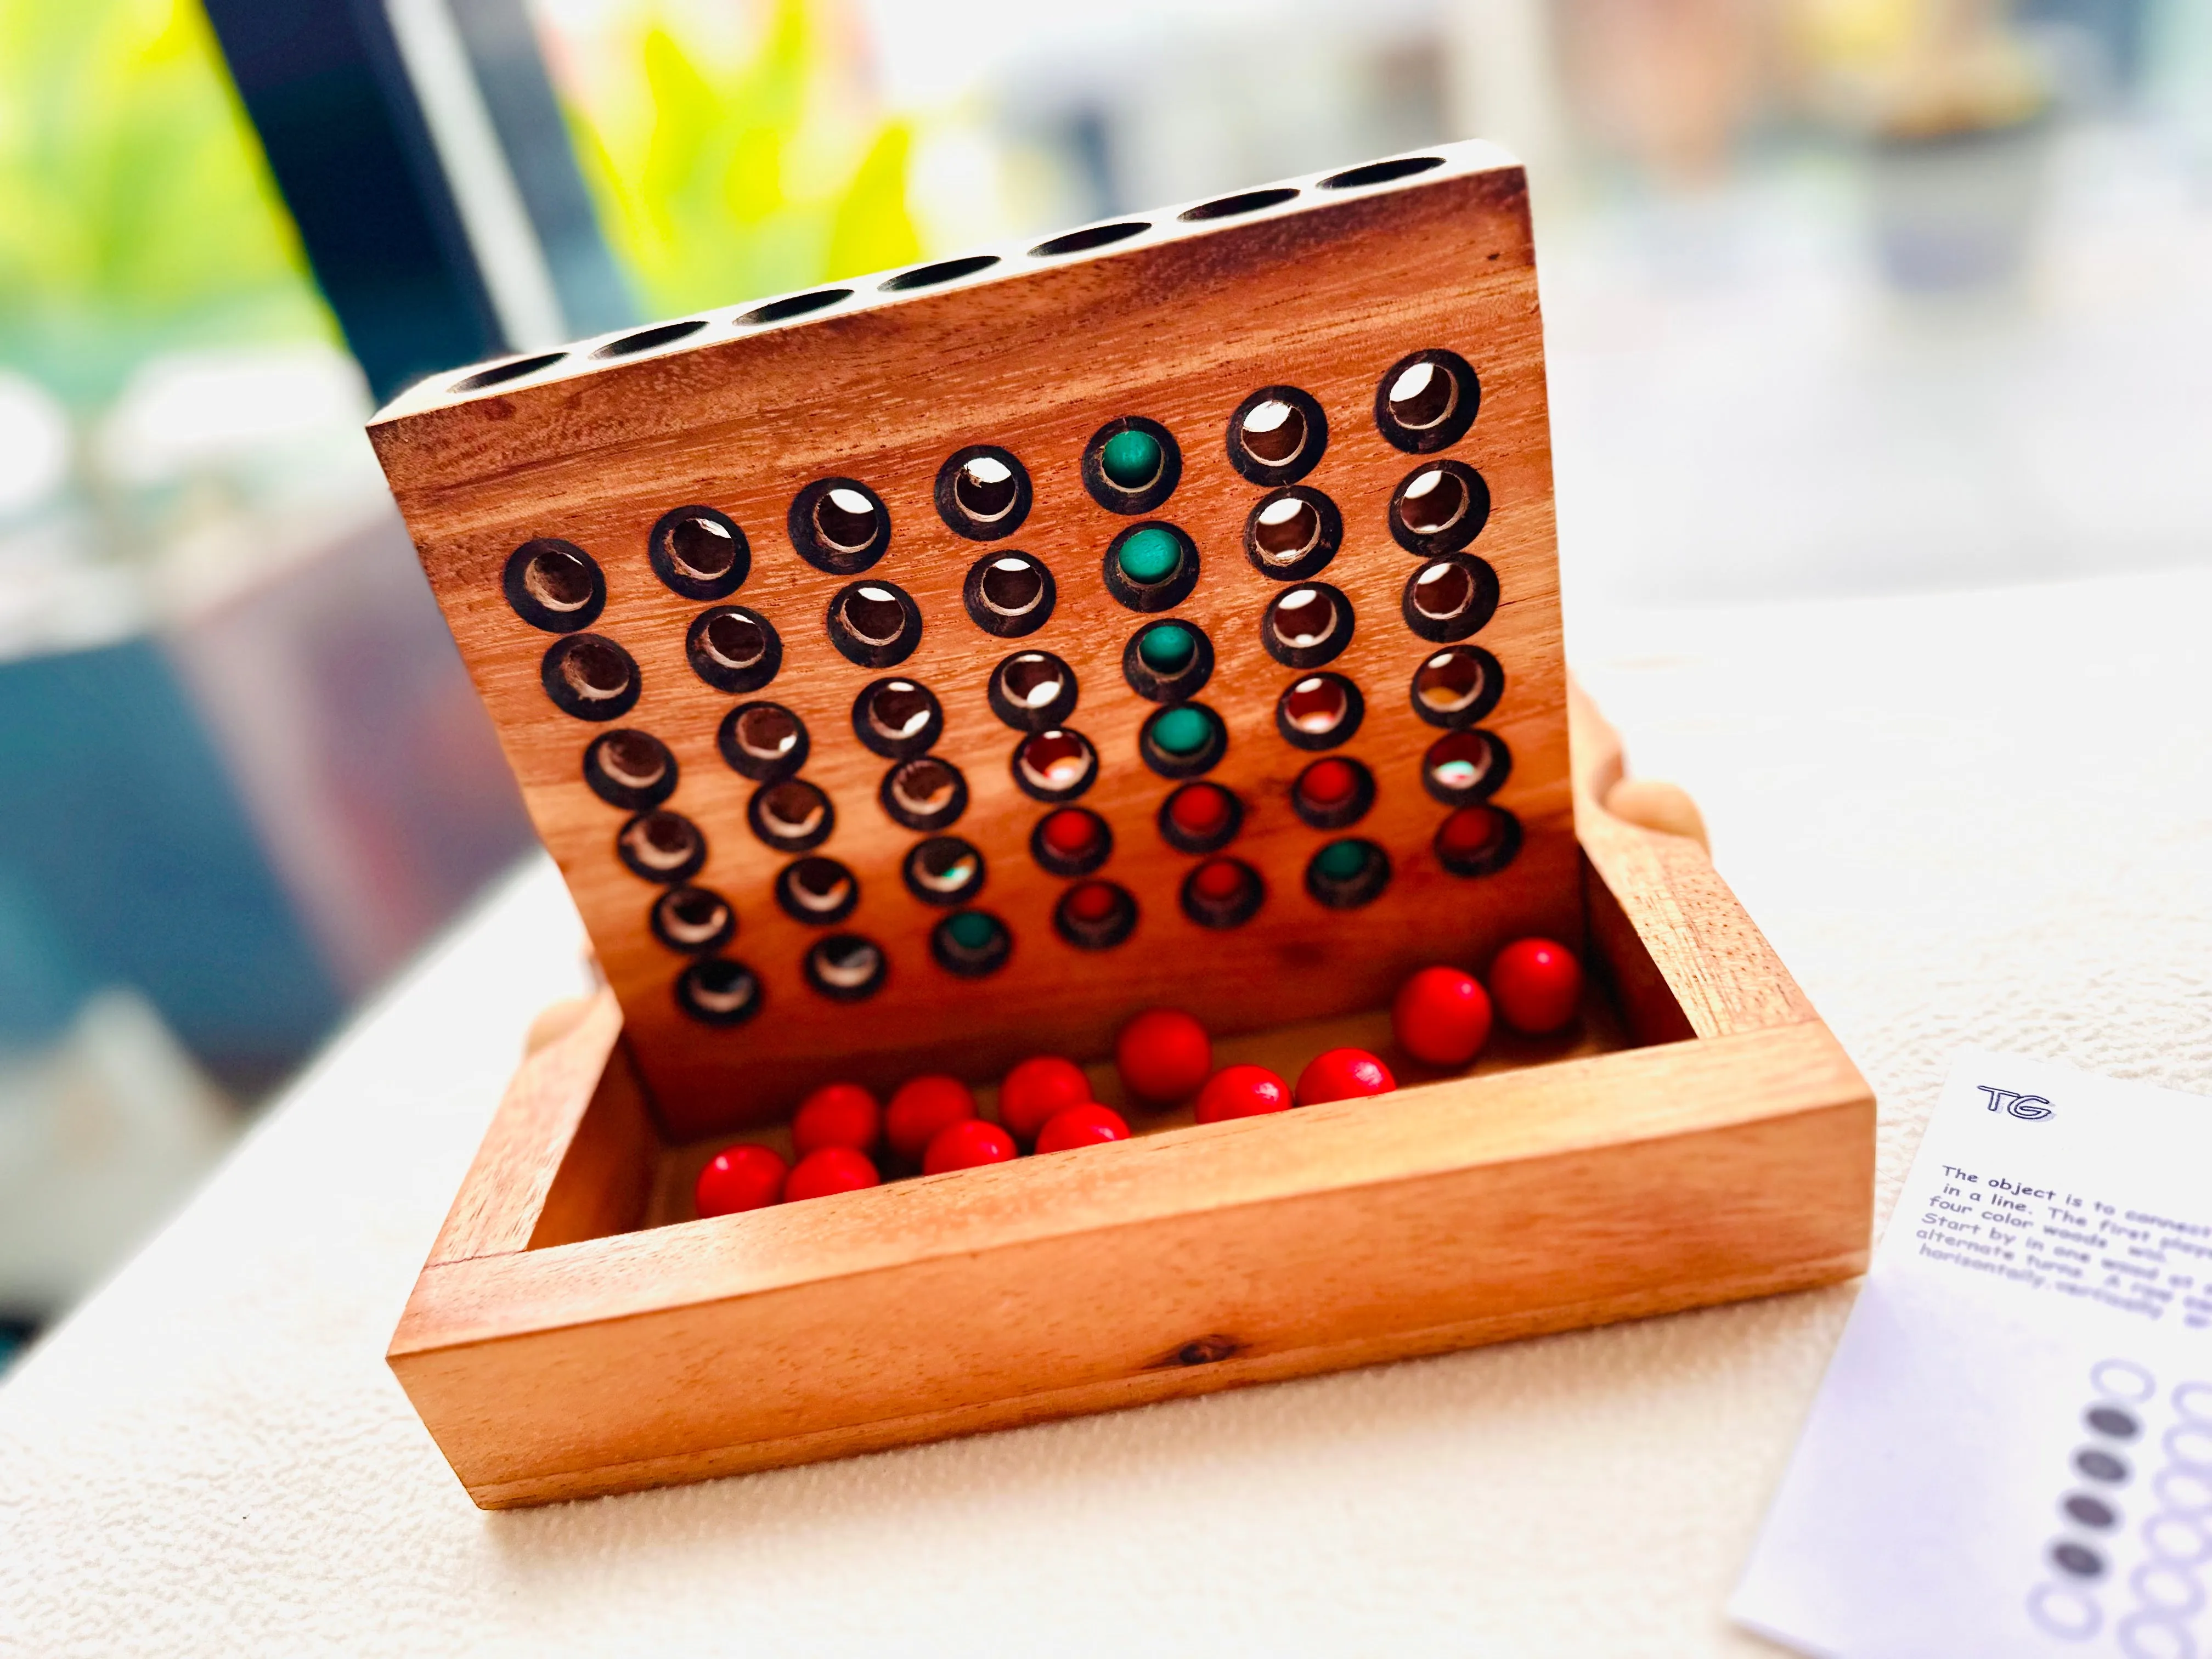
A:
1733;1050;2212;1659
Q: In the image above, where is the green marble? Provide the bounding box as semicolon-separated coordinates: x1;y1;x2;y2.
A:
1314;839;1369;881
946;911;998;950
1137;623;1197;673
1100;427;1163;489
1150;706;1212;757
1116;526;1181;585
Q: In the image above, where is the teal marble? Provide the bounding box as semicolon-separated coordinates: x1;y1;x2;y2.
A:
1138;623;1197;673
1116;526;1181;585
1150;706;1212;757
1100;428;1163;489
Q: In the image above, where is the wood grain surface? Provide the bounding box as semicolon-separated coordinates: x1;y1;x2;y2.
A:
390;1017;1872;1507
370;144;1577;1138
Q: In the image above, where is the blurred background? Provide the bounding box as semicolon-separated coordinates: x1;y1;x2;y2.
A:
1;0;2207;1368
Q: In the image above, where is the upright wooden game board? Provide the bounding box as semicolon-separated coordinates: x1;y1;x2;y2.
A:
370;140;1575;1139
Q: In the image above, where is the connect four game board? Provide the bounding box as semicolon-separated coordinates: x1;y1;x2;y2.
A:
369;139;1576;1138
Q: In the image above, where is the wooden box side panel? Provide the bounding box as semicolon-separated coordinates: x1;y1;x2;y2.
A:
372;154;1577;1137
391;1022;1872;1505
426;991;628;1265
527;1037;658;1251
1568;684;1815;1040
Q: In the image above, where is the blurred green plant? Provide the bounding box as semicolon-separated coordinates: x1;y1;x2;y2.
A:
0;0;332;412
565;0;922;320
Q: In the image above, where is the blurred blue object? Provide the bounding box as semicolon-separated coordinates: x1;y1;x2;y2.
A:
0;636;342;1088
2021;0;2153;98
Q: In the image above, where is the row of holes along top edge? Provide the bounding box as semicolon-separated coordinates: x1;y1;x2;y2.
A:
433;149;1485;403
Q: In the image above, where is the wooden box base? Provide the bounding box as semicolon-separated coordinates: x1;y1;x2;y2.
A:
388;690;1874;1508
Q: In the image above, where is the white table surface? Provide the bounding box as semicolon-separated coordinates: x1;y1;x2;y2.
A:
4;569;2209;1658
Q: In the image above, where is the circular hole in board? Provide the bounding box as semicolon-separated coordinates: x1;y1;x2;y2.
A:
804;934;887;1002
776;856;859;926
649;507;749;601
1422;728;1511;806
879;254;1001;292
1178;187;1297;222
737;289;851;325
718;702;807;783
584;729;676;810
963;551;1056;638
540;634;639;720
1242;400;1305;465
1319;155;1444;190
1398;468;1468;537
450;351;565;393
1276;673;1364;751
686;606;782;693
981;557;1042;613
1243;487;1340;580
819;488;879;552
851;677;942;760
826;580;921;669
935;446;1032;541
1401;555;1499;643
618;810;706;884
652;885;734;955
881;756;968;832
749;779;834;852
1012;729;1098;802
989;649;1079;732
1409;645;1503;729
1262;584;1351;668
592;318;707;358
1224;385;1328;487
676;958;762;1026
789;478;891;574
504;539;605;632
2075;1448;2130;1484
904;836;986;906
844;587;905;641
1029;222;1149;256
1375;350;1481;455
954;456;1018;523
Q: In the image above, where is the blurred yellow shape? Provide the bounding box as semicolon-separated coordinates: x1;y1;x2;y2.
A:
565;0;921;319
0;0;331;408
1797;0;1921;66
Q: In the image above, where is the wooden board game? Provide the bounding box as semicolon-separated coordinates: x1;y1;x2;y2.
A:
374;143;1876;1507
369;140;1573;1139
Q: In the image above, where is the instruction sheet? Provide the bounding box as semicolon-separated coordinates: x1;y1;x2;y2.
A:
1733;1049;2212;1658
